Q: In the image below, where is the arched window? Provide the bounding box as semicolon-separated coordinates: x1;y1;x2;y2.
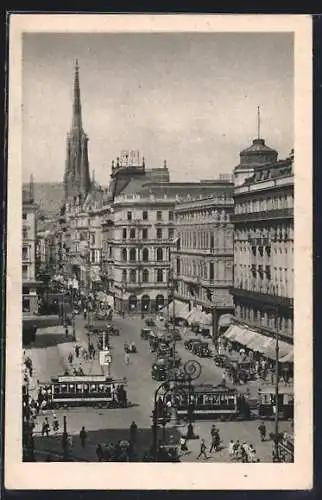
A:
122;248;127;261
142;248;149;261
157;269;163;282
122;269;127;282
129;248;136;262
157;247;163;261
129;269;136;283
142;269;149;282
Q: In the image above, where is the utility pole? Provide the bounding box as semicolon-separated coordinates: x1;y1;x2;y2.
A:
274;326;280;461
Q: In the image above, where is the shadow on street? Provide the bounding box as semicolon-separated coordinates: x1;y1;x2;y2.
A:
29;333;75;349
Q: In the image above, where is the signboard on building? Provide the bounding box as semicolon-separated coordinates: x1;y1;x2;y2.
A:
99;350;112;366
120;150;140;167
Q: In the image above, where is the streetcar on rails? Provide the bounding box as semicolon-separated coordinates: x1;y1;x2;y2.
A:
158;383;294;422
40;375;128;409
258;385;294;420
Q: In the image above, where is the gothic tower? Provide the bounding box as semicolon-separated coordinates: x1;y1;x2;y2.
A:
64;60;91;201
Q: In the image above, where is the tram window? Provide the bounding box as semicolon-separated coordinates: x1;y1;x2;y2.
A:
69;384;76;393
61;384;68;393
105;386;112;396
83;384;89;393
76;384;83;394
98;384;105;393
90;384;97;392
54;385;60;394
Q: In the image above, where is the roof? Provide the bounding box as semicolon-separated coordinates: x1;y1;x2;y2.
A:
240;138;277;156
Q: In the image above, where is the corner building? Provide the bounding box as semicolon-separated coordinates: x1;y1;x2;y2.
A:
229;137;294;356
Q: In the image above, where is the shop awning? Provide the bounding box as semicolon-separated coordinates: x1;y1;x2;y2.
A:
262;338;293;362
223;324;246;341
186;308;212;325
279;350;294;363
166;300;189;318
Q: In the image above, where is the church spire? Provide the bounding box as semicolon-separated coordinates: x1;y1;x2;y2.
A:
72;59;82;131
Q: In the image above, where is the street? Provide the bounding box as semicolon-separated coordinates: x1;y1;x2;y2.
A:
26;313;292;462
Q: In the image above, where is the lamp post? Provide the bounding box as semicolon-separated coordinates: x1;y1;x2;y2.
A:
274;323;280;462
62;415;69;461
151;360;201;460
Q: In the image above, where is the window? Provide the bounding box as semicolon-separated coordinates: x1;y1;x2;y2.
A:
122;248;127;262
142;248;149;261
210;234;214;250
130;269;136;283
168;211;174;221
22;212;27;220
142;269;149;282
157;228;162;239
168;228;174;240
209;262;214;280
157;210;162;221
157;247;163;261
157;269;163;282
122;228;127;239
142;228;148;240
90;250;95;263
129;248;136;262
90;233;96;245
22;265;28;280
122;269;127;282
127;211;132;221
130;228;136;239
22;247;28;260
142;210;148;220
23;228;28;239
23;298;30;312
176;258;181;275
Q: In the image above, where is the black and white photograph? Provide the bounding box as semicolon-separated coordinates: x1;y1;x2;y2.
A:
5;14;312;490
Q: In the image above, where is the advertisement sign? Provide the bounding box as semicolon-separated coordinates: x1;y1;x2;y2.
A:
99;350;112;366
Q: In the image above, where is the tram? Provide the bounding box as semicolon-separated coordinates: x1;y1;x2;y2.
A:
258;386;294;420
41;375;128;409
170;384;250;421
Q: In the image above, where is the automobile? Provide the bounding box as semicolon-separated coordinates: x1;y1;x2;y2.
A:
141;327;152;340
193;342;211;358
184;339;202;351
213;354;230;368
145;318;156;327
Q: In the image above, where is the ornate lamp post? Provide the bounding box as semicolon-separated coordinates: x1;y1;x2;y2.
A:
151;359;202;461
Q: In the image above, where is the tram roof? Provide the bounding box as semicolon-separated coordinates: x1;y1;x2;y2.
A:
54;375;127;384
260;385;294;395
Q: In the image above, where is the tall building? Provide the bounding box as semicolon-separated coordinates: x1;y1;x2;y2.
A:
22;177;40;313
172;183;234;336
63;60;91;202
228;134;294;359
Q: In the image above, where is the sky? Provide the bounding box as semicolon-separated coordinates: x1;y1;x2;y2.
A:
22;32;294;184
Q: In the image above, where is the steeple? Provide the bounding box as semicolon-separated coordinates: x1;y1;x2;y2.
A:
63;60;91;202
72;59;82;131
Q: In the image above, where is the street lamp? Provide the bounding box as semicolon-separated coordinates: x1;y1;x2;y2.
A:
151;360;201;460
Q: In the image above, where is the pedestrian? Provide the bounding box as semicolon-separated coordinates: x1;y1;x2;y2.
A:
196;439;208;460
79;426;87;448
124;353;130;366
68;352;73;365
96;444;104;462
258;422;267;441
233;440;240;460
180;436;188;454
42;417;50;437
221;371;227;387
52;414;59;432
83;308;87;320
65;325;69;338
130;421;138;445
228;440;235;460
209;429;220;453
75;344;80;358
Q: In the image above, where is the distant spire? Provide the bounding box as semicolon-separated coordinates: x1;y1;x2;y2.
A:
29;173;34;201
164;159;167;169
257;105;261;139
72;59;82;130
92;169;95;184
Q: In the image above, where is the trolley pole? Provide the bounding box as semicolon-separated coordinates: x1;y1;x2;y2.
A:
274;330;280;461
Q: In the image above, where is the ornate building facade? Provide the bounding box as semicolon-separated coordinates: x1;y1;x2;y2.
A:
230;137;294;346
22;177;40;313
172;181;234;336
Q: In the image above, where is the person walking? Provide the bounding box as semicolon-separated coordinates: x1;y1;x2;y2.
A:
79;426;87;448
96;444;104;462
65;325;69;339
52;414;59;433
258;422;267;442
228;440;235;460
130;421;138;446
209;429;220;453
179;436;188;454
197;439;208;460
124;352;130;366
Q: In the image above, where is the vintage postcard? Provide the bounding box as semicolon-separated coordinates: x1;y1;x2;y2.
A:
5;13;312;490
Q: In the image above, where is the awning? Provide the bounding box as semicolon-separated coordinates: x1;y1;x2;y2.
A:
280;350;294;363
223;324;244;341
262;338;293;362
166;300;189;318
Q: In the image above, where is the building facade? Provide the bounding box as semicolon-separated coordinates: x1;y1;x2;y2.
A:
172;183;234;336
22;179;40;314
231;137;294;344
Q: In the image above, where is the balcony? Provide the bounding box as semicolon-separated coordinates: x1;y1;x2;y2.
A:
231;208;293;223
180;275;232;288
